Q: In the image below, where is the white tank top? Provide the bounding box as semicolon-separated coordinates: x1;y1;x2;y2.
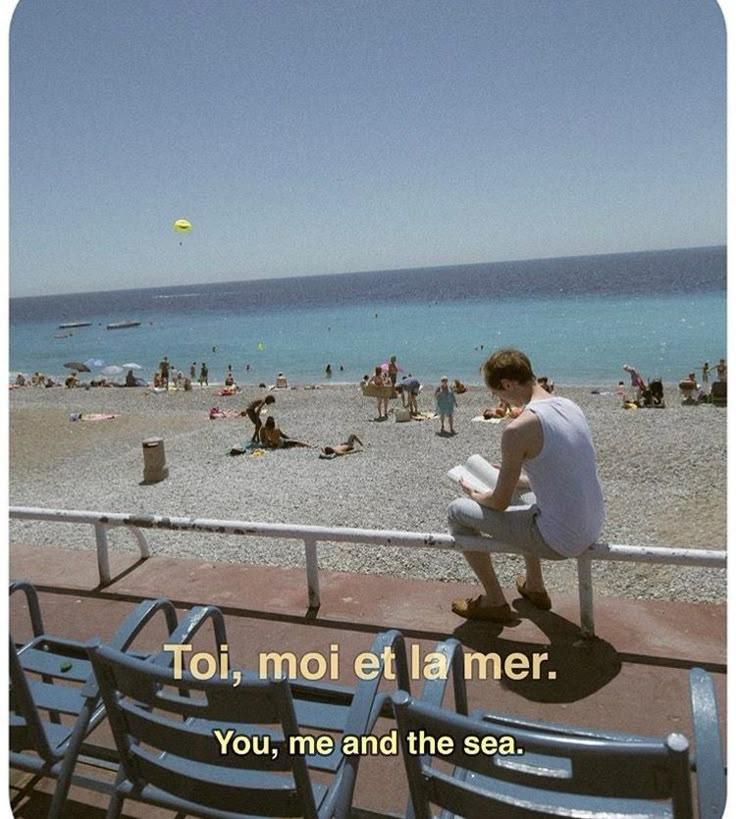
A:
523;397;605;556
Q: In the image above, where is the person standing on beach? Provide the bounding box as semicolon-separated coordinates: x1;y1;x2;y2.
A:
399;375;421;414
623;364;645;402
387;356;399;396
702;362;710;386
190;362;197;381
368;365;390;420
435;376;457;434
448;348;604;624
715;358;727;381
159;356;170;388
199;362;209;387
245;395;275;442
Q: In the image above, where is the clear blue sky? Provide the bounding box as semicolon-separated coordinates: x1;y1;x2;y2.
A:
9;0;726;297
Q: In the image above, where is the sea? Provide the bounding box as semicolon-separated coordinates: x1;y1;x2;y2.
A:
9;246;727;387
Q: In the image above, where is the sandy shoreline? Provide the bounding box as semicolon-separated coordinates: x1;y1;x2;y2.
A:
8;381;727;604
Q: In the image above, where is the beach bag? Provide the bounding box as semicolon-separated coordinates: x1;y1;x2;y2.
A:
395;408;411;422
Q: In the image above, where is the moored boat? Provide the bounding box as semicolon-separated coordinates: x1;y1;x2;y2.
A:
106;321;142;330
58;321;92;329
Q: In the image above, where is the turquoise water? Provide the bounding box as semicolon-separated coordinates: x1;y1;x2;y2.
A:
9;290;726;386
9;247;727;385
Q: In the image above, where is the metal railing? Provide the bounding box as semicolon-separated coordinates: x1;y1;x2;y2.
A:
9;506;726;637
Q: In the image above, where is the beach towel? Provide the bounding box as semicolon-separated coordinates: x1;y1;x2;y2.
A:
411;411;437;421
214;388;238;397
69;412;120;422
362;383;393;398
471;415;505;424
209;407;242;420
228;441;267;456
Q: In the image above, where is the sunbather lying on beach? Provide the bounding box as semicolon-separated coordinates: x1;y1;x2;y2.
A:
259;416;310;449
319;433;363;459
482;399;522;419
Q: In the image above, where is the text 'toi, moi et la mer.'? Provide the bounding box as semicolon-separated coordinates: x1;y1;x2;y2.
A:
163;643;557;685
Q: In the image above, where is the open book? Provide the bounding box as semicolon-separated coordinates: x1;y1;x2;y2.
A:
448;454;536;507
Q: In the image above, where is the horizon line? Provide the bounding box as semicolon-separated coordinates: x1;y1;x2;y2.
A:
10;243;725;301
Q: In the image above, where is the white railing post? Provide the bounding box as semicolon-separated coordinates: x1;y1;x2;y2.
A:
303;537;320;610
577;554;595;638
94;523;111;586
129;527;150;558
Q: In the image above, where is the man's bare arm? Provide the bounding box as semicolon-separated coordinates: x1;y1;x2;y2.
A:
461;420;533;510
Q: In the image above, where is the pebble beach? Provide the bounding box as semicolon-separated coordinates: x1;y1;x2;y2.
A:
8;381;727;605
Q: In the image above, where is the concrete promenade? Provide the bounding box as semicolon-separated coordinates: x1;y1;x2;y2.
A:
9;543;727;818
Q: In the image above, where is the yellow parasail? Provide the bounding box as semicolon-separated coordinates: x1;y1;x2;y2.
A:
173;219;192;232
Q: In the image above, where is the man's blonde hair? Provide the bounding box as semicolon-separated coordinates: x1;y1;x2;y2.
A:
481;349;535;389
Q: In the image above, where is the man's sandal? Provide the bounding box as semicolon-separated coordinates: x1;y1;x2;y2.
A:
451;596;518;623
515;576;552;610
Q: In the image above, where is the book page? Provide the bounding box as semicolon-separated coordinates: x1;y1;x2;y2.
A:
447;464;488;493
448;455;536;506
465;455;500;488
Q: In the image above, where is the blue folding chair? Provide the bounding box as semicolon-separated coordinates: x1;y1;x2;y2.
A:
9;580;226;818
392;664;725;819
88;634;405;819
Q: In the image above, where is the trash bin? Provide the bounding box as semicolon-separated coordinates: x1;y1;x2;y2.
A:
142;437;169;482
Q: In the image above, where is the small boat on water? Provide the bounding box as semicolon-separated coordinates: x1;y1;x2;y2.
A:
58;321;92;329
106;321;142;330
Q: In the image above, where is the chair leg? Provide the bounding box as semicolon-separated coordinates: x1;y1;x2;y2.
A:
47;773;73;819
106;791;125;819
47;702;96;819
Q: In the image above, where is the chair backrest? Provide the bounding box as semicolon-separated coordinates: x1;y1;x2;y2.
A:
392;691;693;819
89;643;323;818
9;581;52;757
9;635;59;761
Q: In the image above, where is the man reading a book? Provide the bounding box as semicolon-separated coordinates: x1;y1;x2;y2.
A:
448;348;604;623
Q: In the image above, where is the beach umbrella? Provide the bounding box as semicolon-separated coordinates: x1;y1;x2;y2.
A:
85;358;105;369
64;361;91;372
101;365;124;376
123;362;143;370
